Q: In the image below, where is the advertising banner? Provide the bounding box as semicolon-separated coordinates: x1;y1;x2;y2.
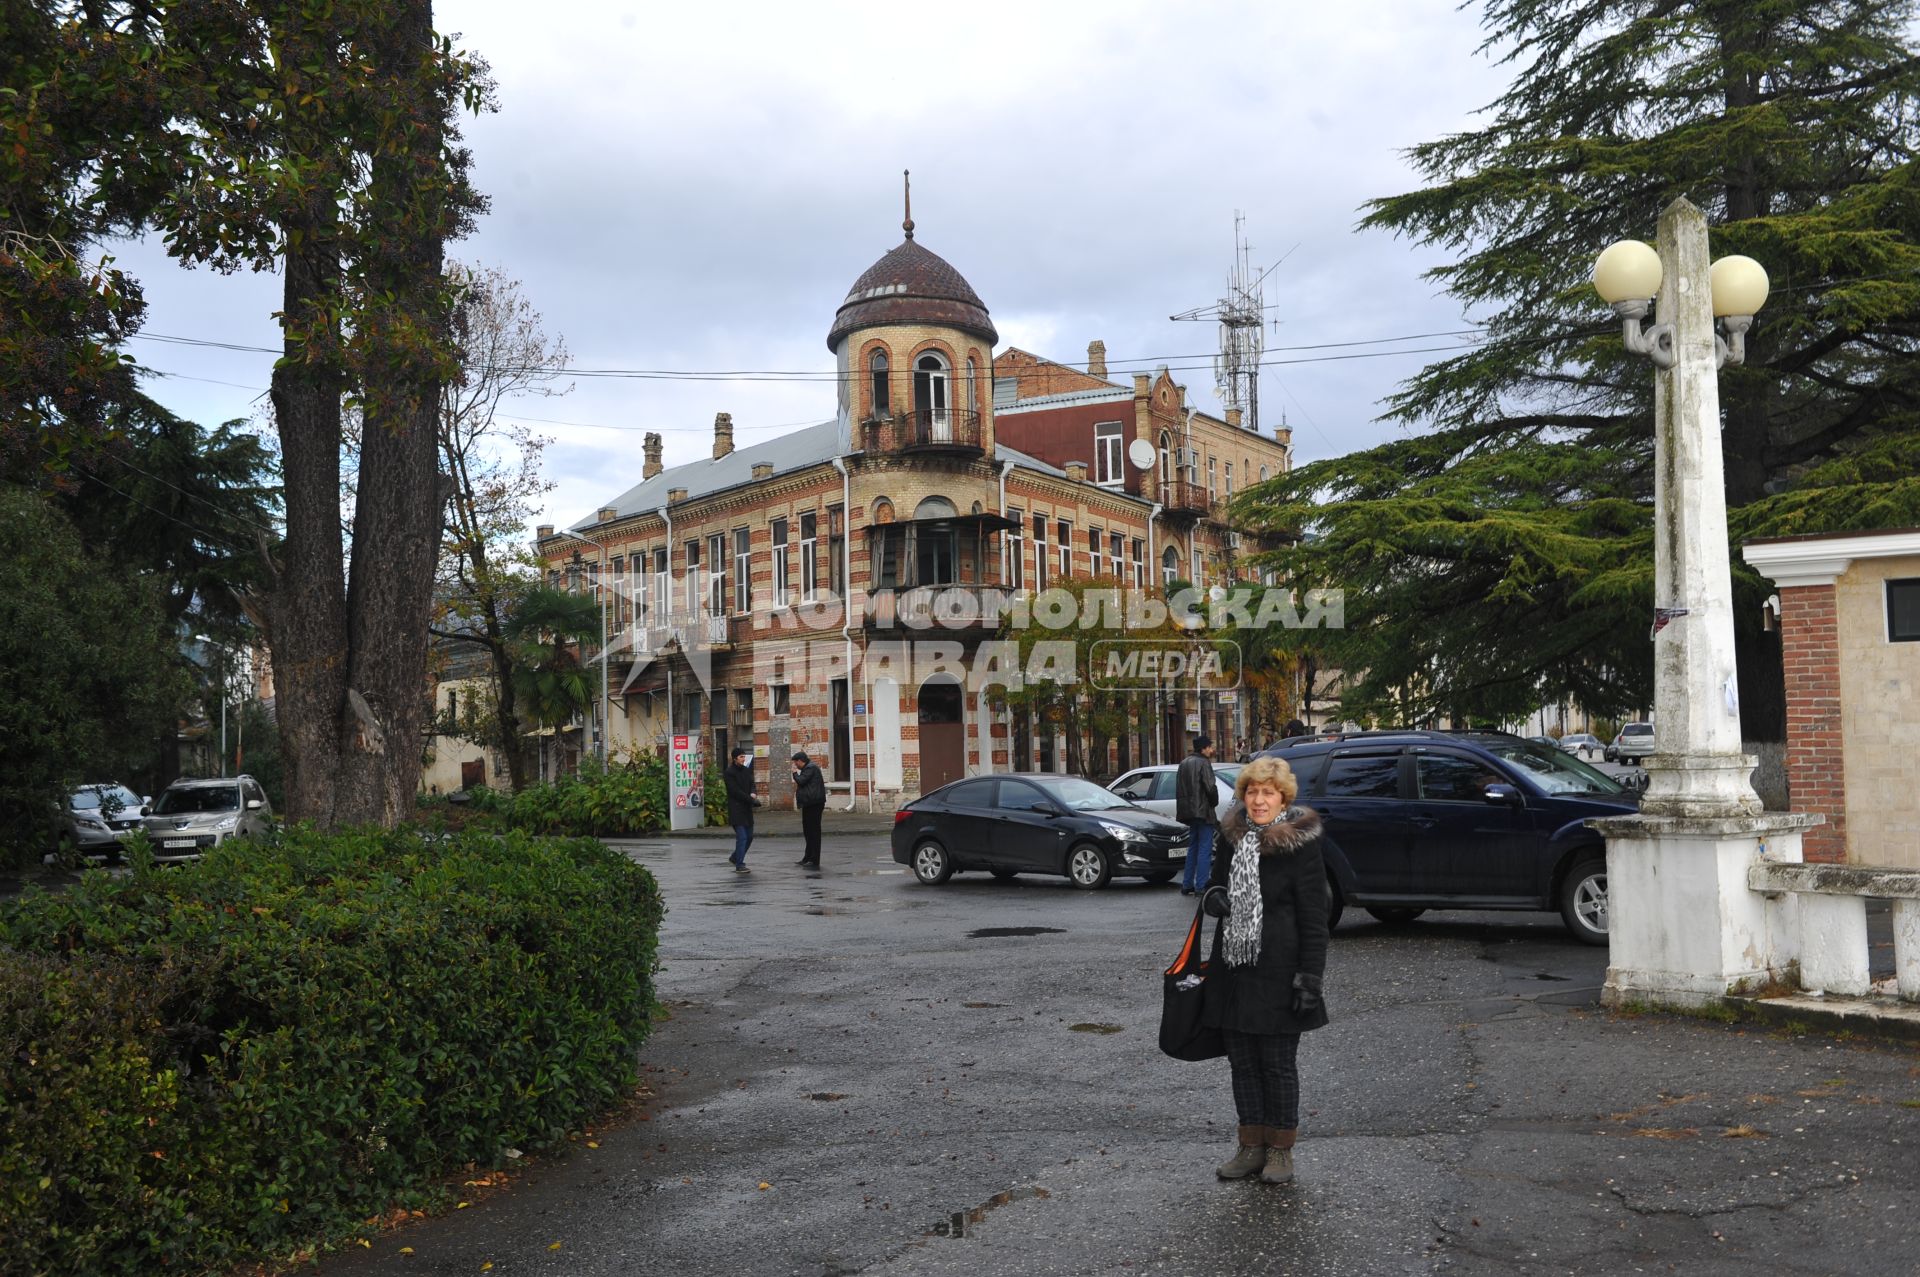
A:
670;735;705;830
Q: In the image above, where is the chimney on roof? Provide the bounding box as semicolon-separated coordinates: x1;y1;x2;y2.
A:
667;486;688;503
712;412;734;460
1225;408;1243;430
1132;373;1150;398
1087;340;1107;380
597;506;618;524
1274;425;1292;448
642;431;663;479
752;462;774;480
536;524;554;540
1065;461;1089;483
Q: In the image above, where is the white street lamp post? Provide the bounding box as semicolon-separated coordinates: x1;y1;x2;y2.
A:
1593;199;1770;818
1587;198;1821;1010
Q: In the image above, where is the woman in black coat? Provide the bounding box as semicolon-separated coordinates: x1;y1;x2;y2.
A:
1199;754;1330;1184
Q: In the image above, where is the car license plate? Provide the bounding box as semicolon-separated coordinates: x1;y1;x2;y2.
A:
162;839;195;849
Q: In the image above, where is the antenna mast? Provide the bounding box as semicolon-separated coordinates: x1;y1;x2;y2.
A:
1170;213;1276;432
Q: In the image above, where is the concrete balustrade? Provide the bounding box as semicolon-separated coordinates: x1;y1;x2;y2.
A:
1746;861;1920;1001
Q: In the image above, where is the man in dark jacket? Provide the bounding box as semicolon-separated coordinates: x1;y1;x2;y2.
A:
1176;735;1219;896
791;750;827;868
724;746;758;873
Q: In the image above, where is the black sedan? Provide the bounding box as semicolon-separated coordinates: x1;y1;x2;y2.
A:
892;773;1191;889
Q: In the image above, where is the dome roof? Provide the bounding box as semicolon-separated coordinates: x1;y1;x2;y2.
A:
826;237;997;352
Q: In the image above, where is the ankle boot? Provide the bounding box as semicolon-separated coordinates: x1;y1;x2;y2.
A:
1215;1125;1266;1180
1260;1127;1296;1184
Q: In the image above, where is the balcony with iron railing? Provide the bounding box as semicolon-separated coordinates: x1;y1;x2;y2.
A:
1156;477;1214;520
861;407;985;456
864;582;1009;633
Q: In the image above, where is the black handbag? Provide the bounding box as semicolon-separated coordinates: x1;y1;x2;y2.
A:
1158;899;1225;1061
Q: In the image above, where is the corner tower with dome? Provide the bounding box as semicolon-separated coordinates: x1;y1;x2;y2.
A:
523;195;1283;814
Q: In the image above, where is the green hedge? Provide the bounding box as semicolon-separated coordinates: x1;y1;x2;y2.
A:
464;755;669;837
0;828;664;1275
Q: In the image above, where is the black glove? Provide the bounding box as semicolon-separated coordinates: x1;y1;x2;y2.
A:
1201;885;1232;919
1291;972;1323;1018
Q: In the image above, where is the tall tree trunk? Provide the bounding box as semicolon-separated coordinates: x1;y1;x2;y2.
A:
268;180;350;826
336;0;448;824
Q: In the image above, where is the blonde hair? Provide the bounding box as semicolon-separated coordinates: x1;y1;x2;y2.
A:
1234;755;1298;806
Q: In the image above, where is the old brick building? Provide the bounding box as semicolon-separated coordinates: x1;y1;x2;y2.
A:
529;219;1295;808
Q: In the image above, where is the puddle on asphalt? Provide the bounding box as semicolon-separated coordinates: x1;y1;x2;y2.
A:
808;1092;848;1101
962;1001;1006;1009
926;1185;1052;1239
697;899;754;906
966;926;1064;939
1533;972;1572;981
1068;1022;1124;1035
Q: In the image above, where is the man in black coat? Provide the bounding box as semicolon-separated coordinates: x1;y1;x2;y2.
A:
1176;736;1219;896
791;750;827;868
724;746;758;873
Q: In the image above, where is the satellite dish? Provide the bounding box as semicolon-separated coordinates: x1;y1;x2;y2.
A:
1128;439;1156;470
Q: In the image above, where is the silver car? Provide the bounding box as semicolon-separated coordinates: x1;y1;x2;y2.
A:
1107;764;1238;823
57;783;149;858
144;776;274;860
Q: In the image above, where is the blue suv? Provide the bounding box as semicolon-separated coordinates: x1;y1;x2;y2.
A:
1256;730;1638;944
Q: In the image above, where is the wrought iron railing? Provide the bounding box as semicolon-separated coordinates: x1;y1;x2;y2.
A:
862;408;985;453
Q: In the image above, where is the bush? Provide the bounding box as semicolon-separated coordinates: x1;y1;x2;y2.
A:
0;827;665;1275
703;757;729;827
473;756;669;838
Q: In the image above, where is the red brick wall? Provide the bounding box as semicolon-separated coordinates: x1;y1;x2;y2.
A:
1781;583;1847;862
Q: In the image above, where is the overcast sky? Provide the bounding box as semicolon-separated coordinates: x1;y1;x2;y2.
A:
117;1;1515;533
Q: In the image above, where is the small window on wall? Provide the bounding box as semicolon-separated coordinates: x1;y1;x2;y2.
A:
870;350;890;416
1890;578;1920;642
1094;422;1124;485
771;684;791;715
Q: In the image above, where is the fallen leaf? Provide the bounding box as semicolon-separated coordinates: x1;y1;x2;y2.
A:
549;1241;563;1250
481;1264;493;1272
400;1247;414;1255
586;1141;599;1149
457;1201;470;1209
758;1181;771;1191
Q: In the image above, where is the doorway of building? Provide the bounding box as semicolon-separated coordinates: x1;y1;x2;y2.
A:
917;680;965;792
830;678;851;783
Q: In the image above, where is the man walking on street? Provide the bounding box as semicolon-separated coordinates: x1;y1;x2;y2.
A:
791;750;827;868
1177;735;1220;896
725;746;758;873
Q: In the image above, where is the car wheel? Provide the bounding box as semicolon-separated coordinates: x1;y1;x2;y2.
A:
1144;870;1178;885
1559;856;1608;945
1366;906;1426;925
989;867;1019;881
911;839;953;886
1066;843;1111;890
1327;874;1346;930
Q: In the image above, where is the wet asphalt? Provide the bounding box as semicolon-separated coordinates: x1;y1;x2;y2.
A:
311;830;1920;1277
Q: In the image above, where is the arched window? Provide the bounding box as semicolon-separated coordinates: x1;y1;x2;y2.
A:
1162;545;1179;588
869;350;890;417
914;352;951;441
915;496;958;520
1259;464;1269;483
1159;431;1173;487
966;356;979;413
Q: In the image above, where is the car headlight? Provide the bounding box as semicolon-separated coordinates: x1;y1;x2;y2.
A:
213;815;239;831
76;817;109;831
1099;821;1147;842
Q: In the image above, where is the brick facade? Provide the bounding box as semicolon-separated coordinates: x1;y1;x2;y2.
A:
1779;583;1846;863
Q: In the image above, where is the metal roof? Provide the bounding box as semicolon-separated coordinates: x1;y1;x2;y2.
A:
568;419;842;531
564;431;1147;535
993;386;1131;412
826;238;997;351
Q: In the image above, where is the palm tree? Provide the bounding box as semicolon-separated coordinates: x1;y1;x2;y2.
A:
502;587;601;781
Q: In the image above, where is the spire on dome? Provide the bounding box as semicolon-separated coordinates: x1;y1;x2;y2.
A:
903;169;914;240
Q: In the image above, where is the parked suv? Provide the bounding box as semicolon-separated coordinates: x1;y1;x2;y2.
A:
1256;730;1638;944
1607;722;1658;763
56;783;149;859
144;776;274;859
